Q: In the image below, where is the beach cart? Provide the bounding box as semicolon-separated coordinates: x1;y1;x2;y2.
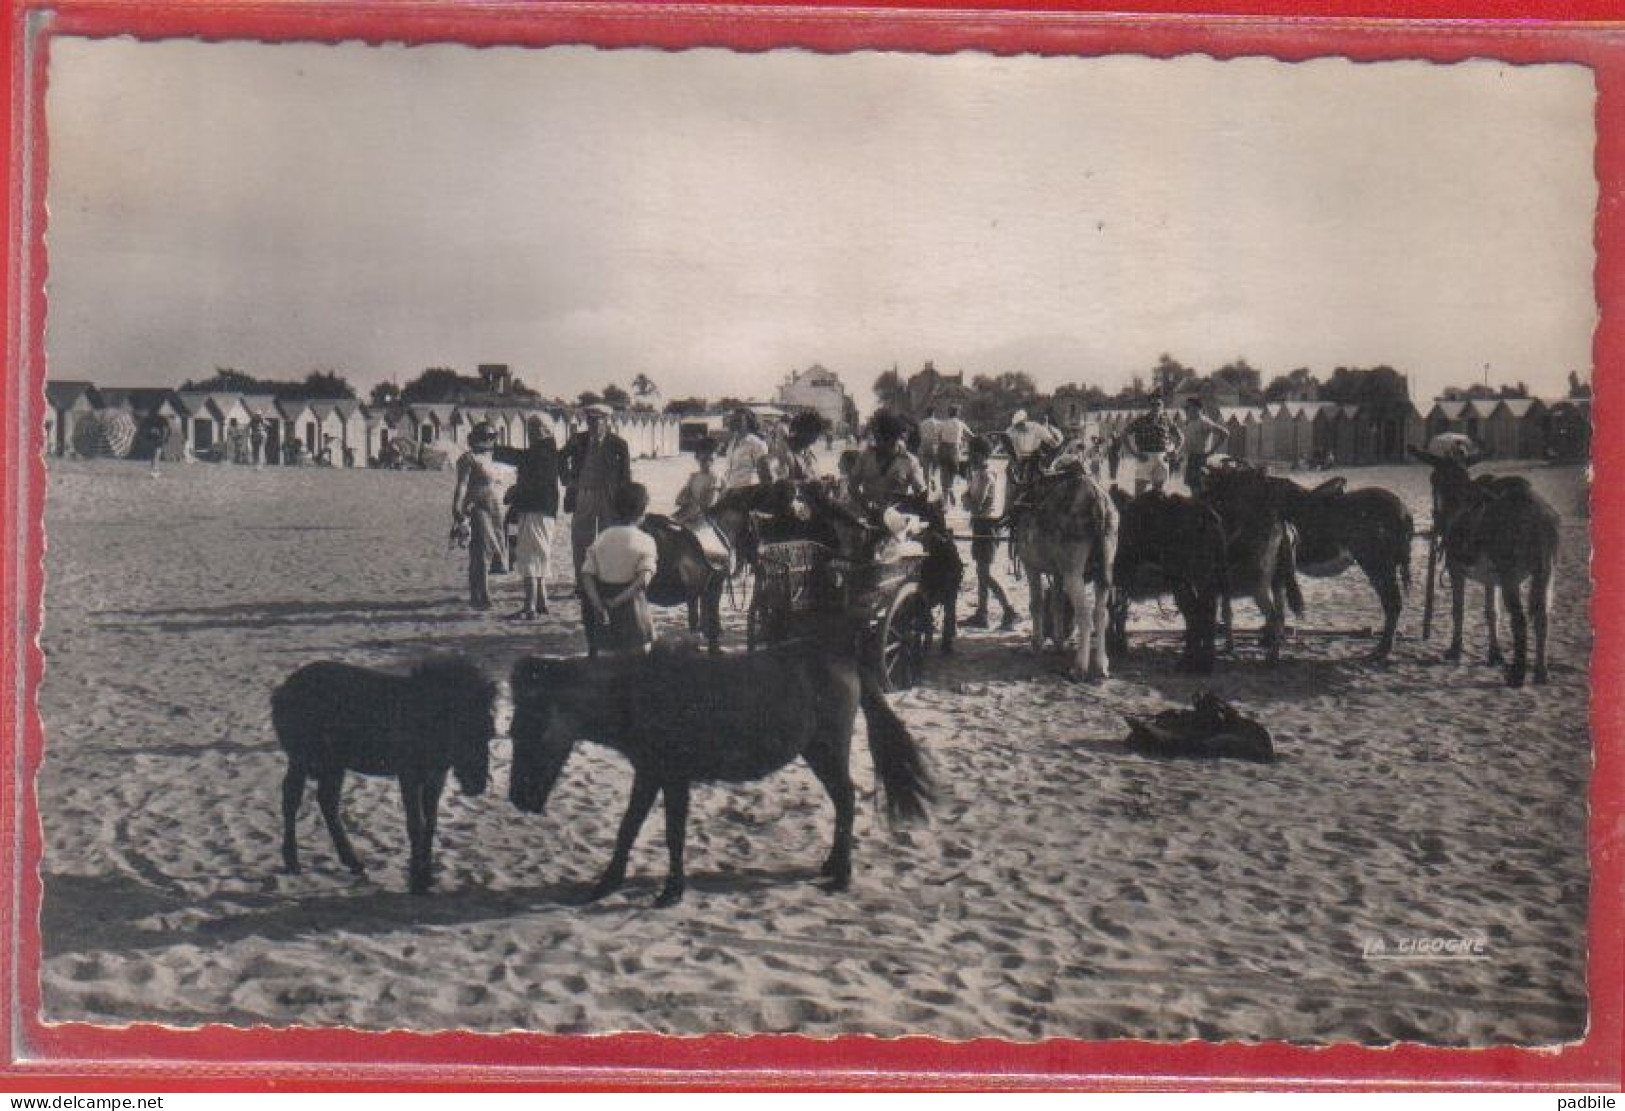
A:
746;538;933;692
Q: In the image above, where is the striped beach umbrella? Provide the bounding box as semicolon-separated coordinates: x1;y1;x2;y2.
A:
71;409;137;458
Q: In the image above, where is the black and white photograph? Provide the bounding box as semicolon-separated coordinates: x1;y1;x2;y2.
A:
31;34;1596;1045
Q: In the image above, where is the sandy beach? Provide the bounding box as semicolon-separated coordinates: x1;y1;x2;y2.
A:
33;453;1591;1044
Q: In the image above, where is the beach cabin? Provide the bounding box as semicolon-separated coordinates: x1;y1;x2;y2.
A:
407;403;458;445
95;388;184;460
45;380;99;457
1484;398;1545;460
239;395;282;464
272;398;316;461
329;400;366;465
1425;400;1469;445
307;402;347;464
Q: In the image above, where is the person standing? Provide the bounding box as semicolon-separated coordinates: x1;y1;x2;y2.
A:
720;407;772;490
1122;396;1183;495
500;415;561;620
249;417;266;468
450;421;507;611
1004;409;1063;491
963;438;1020;631
560;404;632;650
916;407;942;496
1180;397;1230;494
934;405;970;506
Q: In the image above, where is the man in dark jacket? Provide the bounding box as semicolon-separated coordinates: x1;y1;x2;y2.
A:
559;405;633;649
496;415;562;619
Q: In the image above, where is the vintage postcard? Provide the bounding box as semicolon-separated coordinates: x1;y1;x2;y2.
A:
4;1;1619;1090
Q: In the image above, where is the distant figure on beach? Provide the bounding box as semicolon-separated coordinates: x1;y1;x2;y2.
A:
580;482;658;657
498;415;561;621
451;421;507;611
1179;397;1229;494
1123;396;1182;495
249;418;266;468
934;405;971;506
916;406;941;496
561;404;632;651
140;415;168;478
719;407;772;491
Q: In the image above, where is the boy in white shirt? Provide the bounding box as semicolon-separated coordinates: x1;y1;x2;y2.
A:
581;483;658;657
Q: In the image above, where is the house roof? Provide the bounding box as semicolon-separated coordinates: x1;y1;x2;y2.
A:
1495;397;1542;418
1429;400;1469;420
95;387;175;414
45;380;97;410
239;394;281;418
408;403;458;424
276;397;315;421
1462;398;1500;420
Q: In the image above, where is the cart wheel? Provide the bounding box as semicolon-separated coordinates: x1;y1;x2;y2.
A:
878;584;931;691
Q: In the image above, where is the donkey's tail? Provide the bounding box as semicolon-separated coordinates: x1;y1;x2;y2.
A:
858;668;934;826
1396;507;1416;596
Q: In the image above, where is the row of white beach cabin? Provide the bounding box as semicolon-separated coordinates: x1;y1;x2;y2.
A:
1085;397;1589;466
43;381;683;465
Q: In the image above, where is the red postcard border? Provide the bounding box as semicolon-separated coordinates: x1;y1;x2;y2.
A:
2;0;1621;1091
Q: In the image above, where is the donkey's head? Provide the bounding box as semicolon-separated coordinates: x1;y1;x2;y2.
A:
1409;446;1476;517
407;656;498;796
507;657;584;815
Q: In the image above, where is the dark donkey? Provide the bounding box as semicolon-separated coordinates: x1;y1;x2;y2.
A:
1410;449;1560;687
273;656;498;893
509;639;933;907
1192;463;1304;665
642;480;809;652
1260;474;1414;660
1107;488;1230;673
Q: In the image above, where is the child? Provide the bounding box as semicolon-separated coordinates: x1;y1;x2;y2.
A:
580;482;658;657
673;441;720;528
963;439;1020;631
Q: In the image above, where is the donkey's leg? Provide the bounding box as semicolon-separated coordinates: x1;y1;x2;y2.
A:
589;772;660;902
1500;576;1528;688
1362;558;1402;661
414;769;447;894
654;780;691;908
1532;571;1551;685
399;774;432;895
1061;570;1096;680
1252;584;1282;666
315;772;365;875
1088;581;1113;680
704;576;724;654
687;597;701;634
1445;573;1466;662
940;596;956;655
802;740;855;890
1221;594;1235;654
1027;570;1047;654
1483;583;1504;667
280;765;307;874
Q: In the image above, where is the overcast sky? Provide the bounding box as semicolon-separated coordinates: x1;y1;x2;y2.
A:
44;38;1598;407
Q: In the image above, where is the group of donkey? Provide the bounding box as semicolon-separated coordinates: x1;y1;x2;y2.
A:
1006;445;1561;690
271;449;1562;902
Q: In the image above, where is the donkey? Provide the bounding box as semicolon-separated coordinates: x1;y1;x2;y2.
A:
1257;474;1415;660
642;480;810;653
509;639;933;907
1107;488;1230;673
272;656;498;894
1007;468;1119;680
1194;463;1303;665
1410;449;1560;687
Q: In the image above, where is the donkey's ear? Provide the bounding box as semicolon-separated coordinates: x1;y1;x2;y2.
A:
1408;446;1442;467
